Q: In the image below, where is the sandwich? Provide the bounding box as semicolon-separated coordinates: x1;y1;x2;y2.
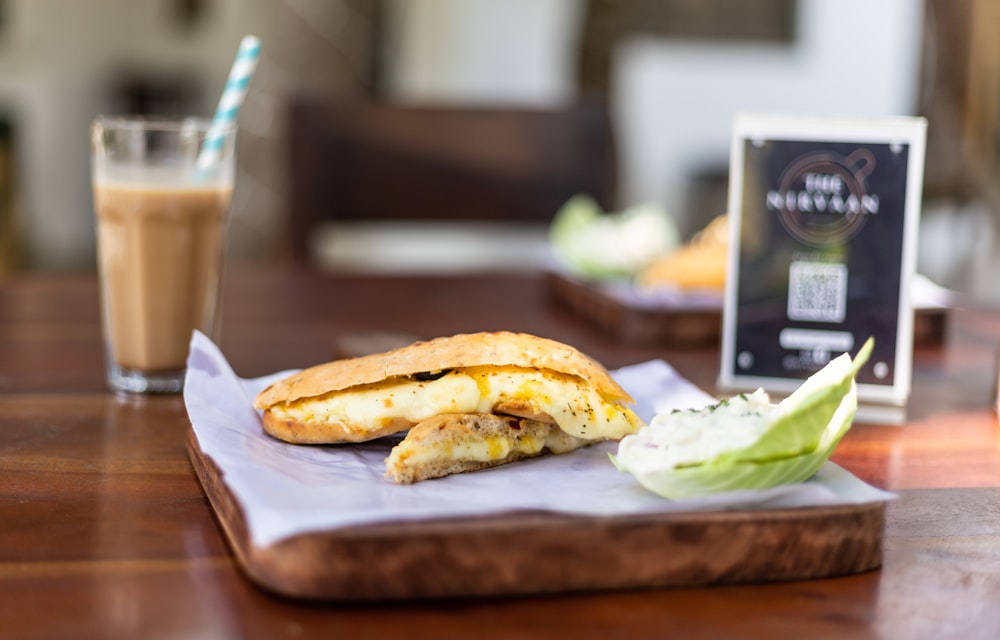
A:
253;331;641;483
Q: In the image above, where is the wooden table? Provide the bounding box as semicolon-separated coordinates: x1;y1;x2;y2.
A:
2;269;1000;638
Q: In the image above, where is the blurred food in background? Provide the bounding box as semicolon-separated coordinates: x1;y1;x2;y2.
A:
637;214;728;292
549;192;729;296
549;194;679;280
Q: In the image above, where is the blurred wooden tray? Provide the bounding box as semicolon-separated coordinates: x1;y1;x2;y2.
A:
546;272;723;346
188;425;885;601
546;272;947;347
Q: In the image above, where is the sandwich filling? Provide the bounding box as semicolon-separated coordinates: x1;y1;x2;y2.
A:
385;414;589;484
264;364;640;443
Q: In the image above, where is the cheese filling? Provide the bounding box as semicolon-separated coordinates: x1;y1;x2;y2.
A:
395;423;587;468
272;365;640;440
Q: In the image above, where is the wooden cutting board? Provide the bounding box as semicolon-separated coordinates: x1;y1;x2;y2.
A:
187;426;885;601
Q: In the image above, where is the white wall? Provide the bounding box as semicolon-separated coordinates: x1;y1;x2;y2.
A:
613;0;925;231
385;0;924;235
0;0;926;270
383;0;585;106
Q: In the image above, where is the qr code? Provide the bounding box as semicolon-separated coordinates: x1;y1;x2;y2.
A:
787;261;847;322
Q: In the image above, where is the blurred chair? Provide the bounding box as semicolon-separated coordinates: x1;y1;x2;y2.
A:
287;97;617;272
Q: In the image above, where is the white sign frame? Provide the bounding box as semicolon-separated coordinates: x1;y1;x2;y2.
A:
719;113;927;410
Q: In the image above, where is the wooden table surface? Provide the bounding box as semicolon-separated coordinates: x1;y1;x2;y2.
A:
2;268;1000;639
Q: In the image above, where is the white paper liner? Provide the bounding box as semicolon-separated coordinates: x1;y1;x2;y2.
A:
184;331;894;548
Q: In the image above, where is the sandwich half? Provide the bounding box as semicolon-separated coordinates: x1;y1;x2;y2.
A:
385;413;591;484
253;331;641;482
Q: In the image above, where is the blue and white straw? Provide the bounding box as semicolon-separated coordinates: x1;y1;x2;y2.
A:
197;35;262;170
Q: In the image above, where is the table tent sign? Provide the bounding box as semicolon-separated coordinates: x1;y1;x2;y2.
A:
719;113;927;423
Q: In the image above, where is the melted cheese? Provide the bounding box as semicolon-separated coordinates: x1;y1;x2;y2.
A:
388;419;586;472
398;433;544;468
274;365;639;440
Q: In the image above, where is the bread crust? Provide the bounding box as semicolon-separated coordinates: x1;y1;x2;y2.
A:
254;331;631;409
261;411;411;444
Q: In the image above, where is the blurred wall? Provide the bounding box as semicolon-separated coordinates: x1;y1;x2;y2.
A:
380;0;924;237
614;0;924;234
0;1;252;270
0;0;927;272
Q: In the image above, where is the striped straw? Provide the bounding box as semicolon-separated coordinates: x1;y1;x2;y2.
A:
197;35;262;170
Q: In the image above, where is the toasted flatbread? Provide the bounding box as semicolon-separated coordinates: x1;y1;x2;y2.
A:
254;331;632;408
254;331;640;446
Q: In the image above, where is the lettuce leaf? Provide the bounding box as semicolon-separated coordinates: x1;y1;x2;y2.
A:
611;338;873;499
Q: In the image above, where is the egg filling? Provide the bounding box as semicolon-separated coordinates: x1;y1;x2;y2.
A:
271;365;640;441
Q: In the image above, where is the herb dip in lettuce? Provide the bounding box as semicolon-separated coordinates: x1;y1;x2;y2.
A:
611;338;873;499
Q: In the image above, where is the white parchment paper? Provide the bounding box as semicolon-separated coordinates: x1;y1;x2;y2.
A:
184;331;894;548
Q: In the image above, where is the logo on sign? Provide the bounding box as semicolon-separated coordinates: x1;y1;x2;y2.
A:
765;149;879;247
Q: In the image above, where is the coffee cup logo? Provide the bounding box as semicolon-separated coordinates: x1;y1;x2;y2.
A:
766;149;879;247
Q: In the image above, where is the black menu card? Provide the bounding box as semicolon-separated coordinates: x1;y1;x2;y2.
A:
719;114;927;416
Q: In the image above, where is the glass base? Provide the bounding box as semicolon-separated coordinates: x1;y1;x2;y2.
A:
107;362;185;394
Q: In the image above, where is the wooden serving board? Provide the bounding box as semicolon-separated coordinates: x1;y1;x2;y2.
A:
187;426;885;601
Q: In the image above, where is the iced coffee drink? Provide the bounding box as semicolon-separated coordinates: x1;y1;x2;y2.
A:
91;118;236;393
